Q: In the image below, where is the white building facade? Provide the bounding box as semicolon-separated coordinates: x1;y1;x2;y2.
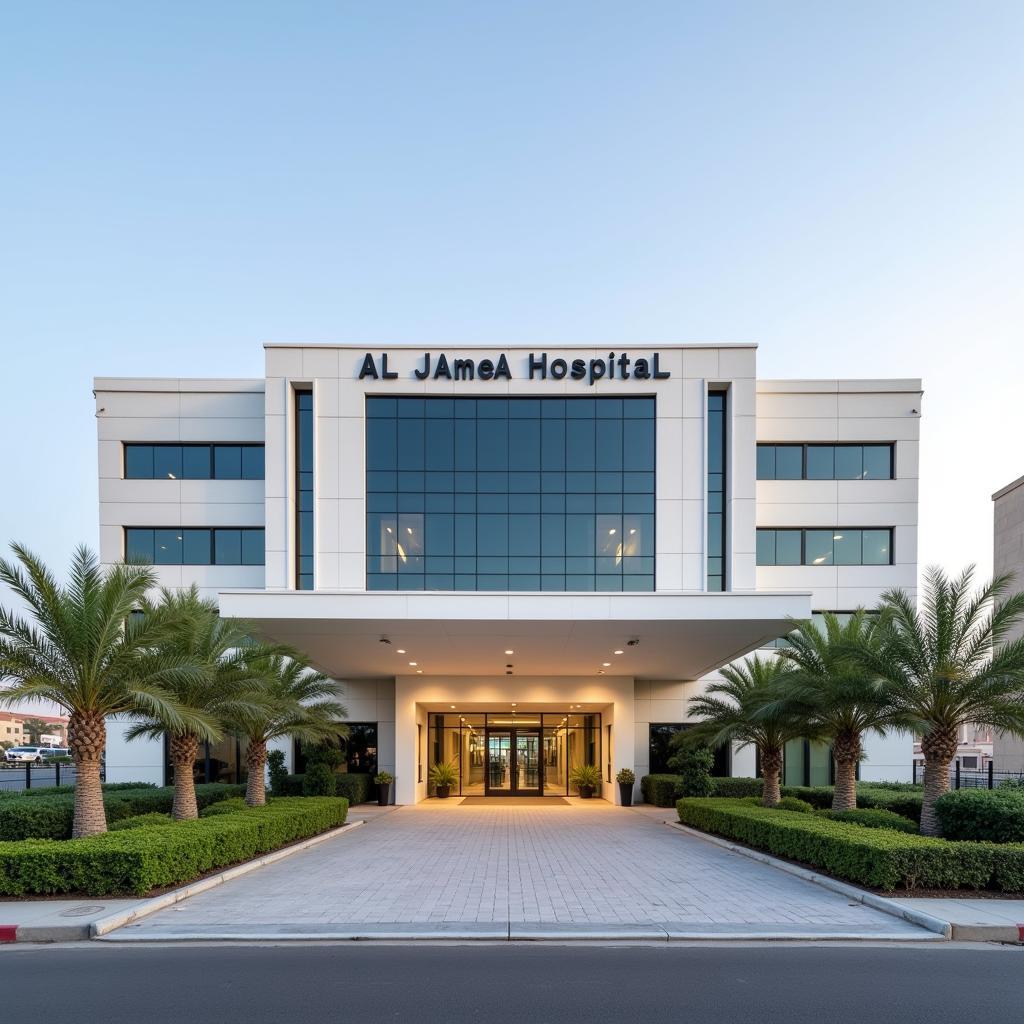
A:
95;345;921;801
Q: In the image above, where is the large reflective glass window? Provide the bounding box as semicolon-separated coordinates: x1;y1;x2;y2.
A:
863;445;893;480
365;396;655;591
153;447;183;480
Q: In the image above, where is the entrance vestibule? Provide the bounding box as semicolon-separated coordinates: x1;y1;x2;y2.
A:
427;710;602;798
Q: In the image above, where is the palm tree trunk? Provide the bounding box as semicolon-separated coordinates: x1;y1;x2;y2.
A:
760;745;783;807
170;733;200;820
245;738;268;806
69;710;107;838
920;726;958;837
831;731;862;812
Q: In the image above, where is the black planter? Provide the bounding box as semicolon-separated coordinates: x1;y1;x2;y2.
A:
377;782;391;806
436;785;451;799
618;781;633;807
578;785;594;799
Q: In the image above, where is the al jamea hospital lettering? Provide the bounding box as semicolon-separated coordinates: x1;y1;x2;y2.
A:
358;351;671;385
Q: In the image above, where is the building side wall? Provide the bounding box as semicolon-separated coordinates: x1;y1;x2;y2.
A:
993;479;1024;772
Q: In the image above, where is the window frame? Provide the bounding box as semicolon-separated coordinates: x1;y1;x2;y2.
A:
123;527;266;566
755;527;894;566
122;443;266;481
755;443;895;481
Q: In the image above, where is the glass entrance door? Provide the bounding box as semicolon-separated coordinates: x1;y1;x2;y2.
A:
485;728;542;796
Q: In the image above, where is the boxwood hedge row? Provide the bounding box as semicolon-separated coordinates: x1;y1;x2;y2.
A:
676;797;1024;892
0;783;245;841
0;796;349;896
934;789;1024;843
279;772;373;804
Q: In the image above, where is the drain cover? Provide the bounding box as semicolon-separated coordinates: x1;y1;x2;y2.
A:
59;905;106;917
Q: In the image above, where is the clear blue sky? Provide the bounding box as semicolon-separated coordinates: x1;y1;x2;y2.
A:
2;1;1022;580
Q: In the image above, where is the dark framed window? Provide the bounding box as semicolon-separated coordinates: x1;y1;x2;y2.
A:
124;527;265;565
649;723;730;776
365;397;655;592
294;724;378;775
755;528;893;566
707;389;727;591
756;443;894;481
123;443;265;480
295;389;314;590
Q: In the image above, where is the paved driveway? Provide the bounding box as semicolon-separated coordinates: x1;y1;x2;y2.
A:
108;803;932;940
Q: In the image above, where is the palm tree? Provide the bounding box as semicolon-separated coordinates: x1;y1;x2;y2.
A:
773;611;895;812
124;587;273;820
857;566;1024;836
0;544;207;837
226;652;347;806
20;717;50;745
684;655;809;807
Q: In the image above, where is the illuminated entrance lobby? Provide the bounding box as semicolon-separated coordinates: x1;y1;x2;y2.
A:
426;708;603;798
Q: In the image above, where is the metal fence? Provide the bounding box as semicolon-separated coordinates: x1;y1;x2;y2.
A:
0;762;98;793
911;761;1024;790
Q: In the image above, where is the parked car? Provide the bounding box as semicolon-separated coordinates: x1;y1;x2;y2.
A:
4;746;47;763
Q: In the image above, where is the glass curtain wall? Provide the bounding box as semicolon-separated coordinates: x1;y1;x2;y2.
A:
366;397;655;591
426;712;602;796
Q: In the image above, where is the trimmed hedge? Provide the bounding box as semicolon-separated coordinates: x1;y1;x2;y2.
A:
108;813;172;831
934;789;1024;843
199;797;249;817
775;796;814;813
711;777;763;798
0;784;245;841
0;797;349;897
676;797;1024;892
776;784;923;823
816;807;918;834
640;775;682;807
284;772;374;804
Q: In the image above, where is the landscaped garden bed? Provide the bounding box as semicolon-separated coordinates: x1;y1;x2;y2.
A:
0;795;348;897
676;796;1024;894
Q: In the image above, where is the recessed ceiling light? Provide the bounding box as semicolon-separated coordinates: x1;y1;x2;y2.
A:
598;670;605;675
417;669;423;674
505;649;514;655
602;662;610;667
511;702;517;706
449;705;456;709
409;661;417;666
614;649;624;655
397;649;406;654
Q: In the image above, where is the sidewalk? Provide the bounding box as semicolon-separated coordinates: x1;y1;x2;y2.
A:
0;900;141;942
889;899;1024;942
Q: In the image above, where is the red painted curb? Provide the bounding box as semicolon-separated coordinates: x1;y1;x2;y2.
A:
0;926;18;943
1018;924;1024;943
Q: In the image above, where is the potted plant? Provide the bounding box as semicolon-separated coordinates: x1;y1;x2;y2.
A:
616;767;635;807
429;760;458;798
569;763;602;799
374;770;393;806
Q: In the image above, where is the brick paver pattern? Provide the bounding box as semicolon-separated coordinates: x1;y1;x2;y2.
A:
126;804;918;932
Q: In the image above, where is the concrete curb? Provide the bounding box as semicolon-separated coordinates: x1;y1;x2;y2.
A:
665;820;953;939
90;820;366;939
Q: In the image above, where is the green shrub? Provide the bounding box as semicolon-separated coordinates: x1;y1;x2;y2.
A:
280;773;305;796
199;798;249;817
267;750;289;796
934;789;1024;843
775;796;813;813
668;746;715;798
302;763;337;797
0;797;349;897
334;773;373;805
108;813;172;831
711;777;763;798
676;797;1021;892
776;784;923;823
640;775;682;807
778;786;834;809
998;778;1024;791
0;784;244;841
816;807;918;834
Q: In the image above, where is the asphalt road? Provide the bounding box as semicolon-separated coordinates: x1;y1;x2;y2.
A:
1;944;1022;1022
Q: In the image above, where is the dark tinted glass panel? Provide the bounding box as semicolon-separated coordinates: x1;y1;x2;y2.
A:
863;445;893;479
707;390;727;590
182;446;212;479
241;529;264;565
756;445;775;480
805;530;834;565
863;529;892;564
366;397;655;591
182;529;211;565
124;445;154;479
214;446;242;479
806;446;834;480
125;528;154;561
153;447;182;480
215;529;242;565
833;446;862;480
241;446;264;480
756;530;775;566
296;391;314;589
756;528;893;566
775;446;803;479
833;530;861;565
776;530;802;565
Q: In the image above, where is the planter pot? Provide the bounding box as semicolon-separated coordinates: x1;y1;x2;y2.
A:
618;781;634;807
377;782;391;806
436;785;451;799
578;785;594;799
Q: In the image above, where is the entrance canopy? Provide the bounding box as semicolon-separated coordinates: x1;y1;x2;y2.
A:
218;590;811;680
